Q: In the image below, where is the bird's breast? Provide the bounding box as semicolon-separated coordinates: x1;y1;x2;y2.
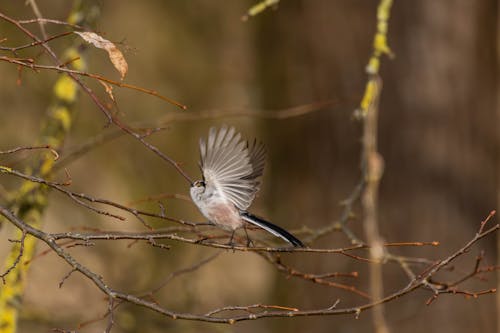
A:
202;200;243;231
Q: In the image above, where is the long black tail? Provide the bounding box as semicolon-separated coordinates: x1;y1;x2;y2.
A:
240;212;304;247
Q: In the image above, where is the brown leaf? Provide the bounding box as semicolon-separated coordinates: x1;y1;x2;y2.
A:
75;31;128;80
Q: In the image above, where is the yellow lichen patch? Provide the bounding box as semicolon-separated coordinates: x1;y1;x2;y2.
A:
0;311;16;333
17;180;39;197
39;157;55;177
0;231;36;333
43;137;62;149
361;79;378;112
374;33;391;56
67;12;83;27
373;0;393;57
0;254;37;333
54;76;77;103
0;166;12;173
63;47;85;71
377;0;392;21
51;106;72;132
357;0;393;116
366;57;380;75
242;0;280;20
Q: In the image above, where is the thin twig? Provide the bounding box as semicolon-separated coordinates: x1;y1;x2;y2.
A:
18;17;84;29
58;268;77;288
0;31;73;52
144;251;222;296
0;144;59;160
0;231;26;284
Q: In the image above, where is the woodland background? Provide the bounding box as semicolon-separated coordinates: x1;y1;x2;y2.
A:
0;1;498;332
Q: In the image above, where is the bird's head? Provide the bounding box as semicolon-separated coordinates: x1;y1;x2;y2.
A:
190;179;206;202
191;179;205;188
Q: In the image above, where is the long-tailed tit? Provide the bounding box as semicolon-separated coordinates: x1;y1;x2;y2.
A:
190;126;303;247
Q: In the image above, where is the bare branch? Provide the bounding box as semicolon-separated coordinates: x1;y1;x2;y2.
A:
0;144;59;160
0;166;193;227
0;231;26;284
0;204;497;324
0;31;73;52
144;251;222;296
18;17;84;29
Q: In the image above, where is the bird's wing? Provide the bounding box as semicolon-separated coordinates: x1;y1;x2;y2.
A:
243;139;266;192
200;126;265;210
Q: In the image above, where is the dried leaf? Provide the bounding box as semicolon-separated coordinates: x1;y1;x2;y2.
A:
107;47;128;81
75;31;128;80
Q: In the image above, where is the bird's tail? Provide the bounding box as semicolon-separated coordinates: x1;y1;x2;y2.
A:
240;212;304;247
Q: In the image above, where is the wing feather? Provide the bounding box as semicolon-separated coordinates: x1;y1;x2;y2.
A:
199;126;266;210
243;139;267;191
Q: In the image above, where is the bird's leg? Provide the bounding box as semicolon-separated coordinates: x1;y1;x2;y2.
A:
243;225;254;247
228;229;236;247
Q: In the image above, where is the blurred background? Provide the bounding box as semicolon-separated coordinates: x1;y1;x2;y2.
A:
0;1;497;332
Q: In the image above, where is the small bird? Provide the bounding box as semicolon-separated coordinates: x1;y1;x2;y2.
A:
190;126;303;247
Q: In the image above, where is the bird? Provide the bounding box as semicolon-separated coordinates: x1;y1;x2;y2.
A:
190;126;304;247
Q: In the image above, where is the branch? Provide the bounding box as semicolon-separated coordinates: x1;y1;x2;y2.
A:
0;206;497;324
0;144;59;160
0;166;193;227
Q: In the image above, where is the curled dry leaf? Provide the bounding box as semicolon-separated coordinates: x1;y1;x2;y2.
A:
75;31;128;80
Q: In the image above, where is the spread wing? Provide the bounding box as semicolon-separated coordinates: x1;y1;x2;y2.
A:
244;138;266;191
199;126;266;210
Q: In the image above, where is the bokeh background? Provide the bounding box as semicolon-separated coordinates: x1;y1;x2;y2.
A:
0;1;498;332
